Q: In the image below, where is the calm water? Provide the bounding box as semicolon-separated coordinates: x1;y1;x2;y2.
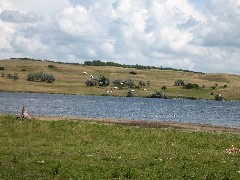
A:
0;92;239;128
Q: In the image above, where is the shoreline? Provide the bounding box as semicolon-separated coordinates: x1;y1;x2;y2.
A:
1;90;239;102
32;115;240;133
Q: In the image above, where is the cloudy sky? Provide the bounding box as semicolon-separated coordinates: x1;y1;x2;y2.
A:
0;0;240;74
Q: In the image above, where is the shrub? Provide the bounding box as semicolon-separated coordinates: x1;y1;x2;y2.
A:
21;68;27;71
12;73;19;81
146;80;151;87
85;78;97;86
223;85;228;88
0;67;4;70
129;71;137;75
175;79;185;86
139;80;146;87
98;75;110;87
214;94;224;101
135;85;140;89
1;72;4;77
7;73;12;79
126;90;134;97
27;73;55;83
161;86;167;91
184;83;199;89
125;79;135;88
149;91;169;99
48;65;55;68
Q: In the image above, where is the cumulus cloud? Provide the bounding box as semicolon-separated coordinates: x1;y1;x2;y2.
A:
0;0;240;74
0;10;41;23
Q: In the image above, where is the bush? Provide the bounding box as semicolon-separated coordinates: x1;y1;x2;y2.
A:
135;85;140;89
184;83;199;89
125;79;135;88
161;86;167;91
27;73;55;83
175;79;185;86
1;72;4;77
139;80;146;87
126;90;134;97
7;73;12;79
214;94;224;101
146;80;151;87
98;75;110;87
85;75;110;87
48;65;55;68
129;71;137;75
0;67;4;70
113;79;124;89
149;91;169;99
85;78;98;86
6;73;19;81
12;73;19;81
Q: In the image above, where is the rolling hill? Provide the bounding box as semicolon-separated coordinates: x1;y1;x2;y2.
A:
0;58;240;100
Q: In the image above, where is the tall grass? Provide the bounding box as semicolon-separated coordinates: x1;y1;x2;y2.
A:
0;115;240;179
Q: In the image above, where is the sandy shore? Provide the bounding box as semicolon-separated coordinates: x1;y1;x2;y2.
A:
31;115;240;133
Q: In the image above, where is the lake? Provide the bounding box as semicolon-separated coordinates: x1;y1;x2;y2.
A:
0;92;239;128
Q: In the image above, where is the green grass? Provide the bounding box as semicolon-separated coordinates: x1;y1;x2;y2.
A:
0;115;240;179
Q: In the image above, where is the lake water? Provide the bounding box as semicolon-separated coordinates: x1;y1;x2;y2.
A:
0;92;239;128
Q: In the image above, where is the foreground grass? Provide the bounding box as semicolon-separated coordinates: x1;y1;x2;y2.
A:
0;115;240;179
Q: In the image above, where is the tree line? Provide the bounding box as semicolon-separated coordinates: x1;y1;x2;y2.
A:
83;60;205;74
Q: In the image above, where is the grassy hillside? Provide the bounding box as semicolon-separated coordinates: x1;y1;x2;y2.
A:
0;115;240;179
0;58;240;100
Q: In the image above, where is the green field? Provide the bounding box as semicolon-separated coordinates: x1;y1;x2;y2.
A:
1;58;240;100
0;115;240;179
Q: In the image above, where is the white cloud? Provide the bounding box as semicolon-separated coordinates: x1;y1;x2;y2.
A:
0;0;240;74
0;10;41;23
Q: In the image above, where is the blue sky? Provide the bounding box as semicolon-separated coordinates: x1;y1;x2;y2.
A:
0;0;240;74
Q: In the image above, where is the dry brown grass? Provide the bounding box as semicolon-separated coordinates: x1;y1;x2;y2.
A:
0;58;240;100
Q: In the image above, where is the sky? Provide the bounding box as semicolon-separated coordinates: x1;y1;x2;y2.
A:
0;0;240;74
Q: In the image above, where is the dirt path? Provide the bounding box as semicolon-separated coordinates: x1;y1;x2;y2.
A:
33;115;240;133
